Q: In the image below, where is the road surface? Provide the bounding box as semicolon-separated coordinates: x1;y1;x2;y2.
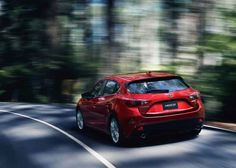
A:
0;102;235;168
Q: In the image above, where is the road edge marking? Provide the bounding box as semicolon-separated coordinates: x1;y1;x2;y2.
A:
203;124;236;134
0;110;116;168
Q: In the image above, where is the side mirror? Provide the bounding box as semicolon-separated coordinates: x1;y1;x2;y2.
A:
81;92;92;99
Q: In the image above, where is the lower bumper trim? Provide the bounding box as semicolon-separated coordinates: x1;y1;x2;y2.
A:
142;118;203;136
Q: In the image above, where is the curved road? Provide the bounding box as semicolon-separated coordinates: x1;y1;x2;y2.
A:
0;102;235;168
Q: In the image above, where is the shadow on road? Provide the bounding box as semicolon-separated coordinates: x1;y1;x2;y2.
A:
0;102;199;148
71;124;199;148
1;103;236;168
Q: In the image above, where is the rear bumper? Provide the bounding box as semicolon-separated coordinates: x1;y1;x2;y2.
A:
143;118;203;136
121;107;205;138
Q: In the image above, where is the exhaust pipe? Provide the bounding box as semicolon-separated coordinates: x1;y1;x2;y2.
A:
140;133;146;139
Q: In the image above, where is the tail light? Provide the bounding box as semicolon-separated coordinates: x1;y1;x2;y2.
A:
124;99;150;107
189;92;202;108
189;92;200;100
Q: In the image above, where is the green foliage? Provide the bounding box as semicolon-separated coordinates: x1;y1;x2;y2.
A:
197;7;236;122
0;0;235;124
198;34;236;53
0;0;96;102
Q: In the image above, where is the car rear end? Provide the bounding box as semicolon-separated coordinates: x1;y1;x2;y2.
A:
117;75;205;138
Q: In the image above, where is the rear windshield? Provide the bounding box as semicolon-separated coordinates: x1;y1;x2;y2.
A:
127;78;189;94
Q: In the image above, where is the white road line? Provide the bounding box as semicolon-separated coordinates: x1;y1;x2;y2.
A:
0;110;116;168
204;125;236;134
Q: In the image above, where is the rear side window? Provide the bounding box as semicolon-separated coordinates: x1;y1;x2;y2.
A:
127;78;189;94
103;80;119;96
90;80;105;97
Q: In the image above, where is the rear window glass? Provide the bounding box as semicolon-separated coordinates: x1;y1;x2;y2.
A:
127;78;189;94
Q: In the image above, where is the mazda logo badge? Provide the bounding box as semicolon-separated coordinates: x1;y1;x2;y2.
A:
168;93;174;98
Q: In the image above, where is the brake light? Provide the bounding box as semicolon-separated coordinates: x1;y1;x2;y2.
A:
124;99;150;107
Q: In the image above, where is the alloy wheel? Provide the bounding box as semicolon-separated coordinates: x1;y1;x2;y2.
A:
76;110;84;130
110;118;120;143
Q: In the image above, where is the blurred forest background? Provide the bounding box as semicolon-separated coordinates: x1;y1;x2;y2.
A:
0;0;235;122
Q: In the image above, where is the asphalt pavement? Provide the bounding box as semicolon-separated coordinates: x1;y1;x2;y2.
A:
0;102;236;168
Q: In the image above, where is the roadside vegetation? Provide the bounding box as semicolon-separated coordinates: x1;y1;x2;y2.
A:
0;0;235;122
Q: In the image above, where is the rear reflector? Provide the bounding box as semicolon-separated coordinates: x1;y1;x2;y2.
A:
198;118;204;123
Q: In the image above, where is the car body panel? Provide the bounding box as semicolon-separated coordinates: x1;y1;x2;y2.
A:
77;72;205;139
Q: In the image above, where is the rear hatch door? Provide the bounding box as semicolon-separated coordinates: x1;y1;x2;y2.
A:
127;77;198;116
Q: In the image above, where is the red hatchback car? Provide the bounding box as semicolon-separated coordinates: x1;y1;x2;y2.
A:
76;72;205;144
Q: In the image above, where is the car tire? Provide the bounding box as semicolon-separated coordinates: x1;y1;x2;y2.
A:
76;109;85;131
109;117;124;145
190;128;202;136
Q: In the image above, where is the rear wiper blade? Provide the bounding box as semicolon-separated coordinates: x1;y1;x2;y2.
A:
146;89;169;93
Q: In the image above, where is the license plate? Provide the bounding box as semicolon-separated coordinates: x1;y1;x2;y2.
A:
163;101;178;110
